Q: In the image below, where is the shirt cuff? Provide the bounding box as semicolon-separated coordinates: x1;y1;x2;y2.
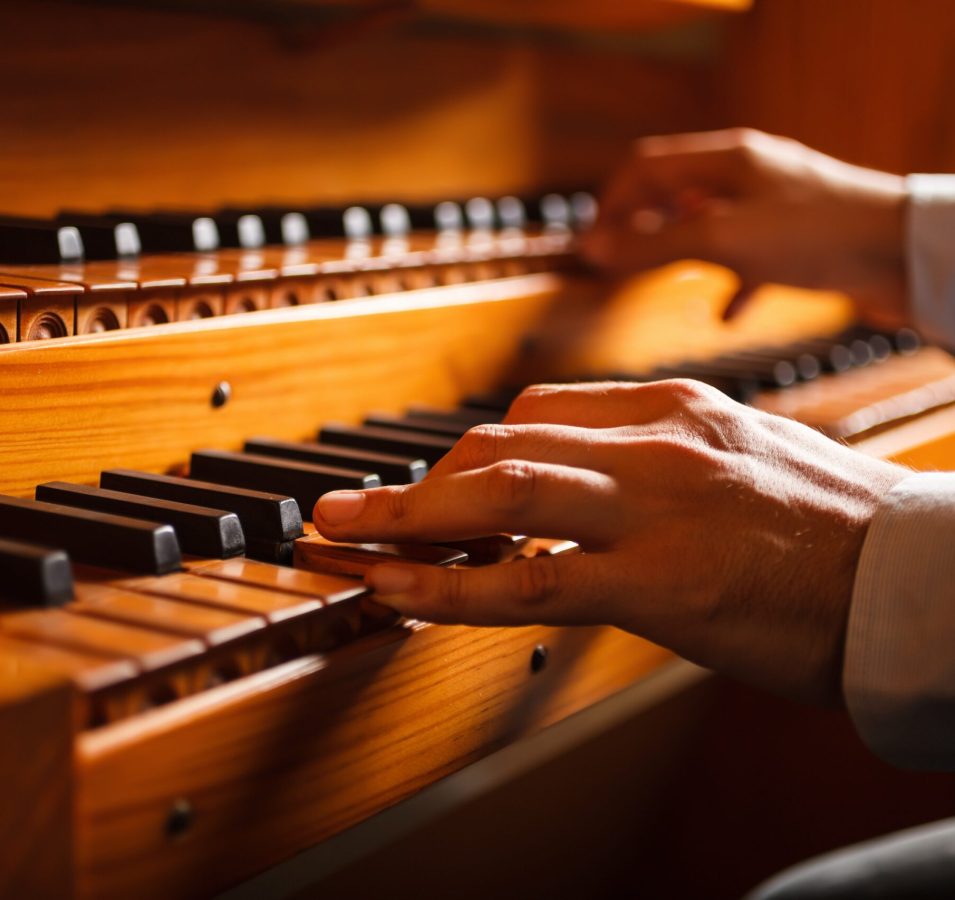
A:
907;174;955;349
844;471;955;769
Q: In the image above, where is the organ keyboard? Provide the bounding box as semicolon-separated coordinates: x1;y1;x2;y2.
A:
2;193;955;900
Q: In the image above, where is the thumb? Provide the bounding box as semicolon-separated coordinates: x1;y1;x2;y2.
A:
364;553;617;627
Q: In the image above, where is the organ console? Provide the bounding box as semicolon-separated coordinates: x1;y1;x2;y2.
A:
4;1;955;898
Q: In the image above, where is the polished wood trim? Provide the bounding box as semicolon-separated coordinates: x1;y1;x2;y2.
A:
0;660;74;900
76;621;672;900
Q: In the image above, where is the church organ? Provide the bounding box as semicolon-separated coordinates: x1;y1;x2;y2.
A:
4;2;955;898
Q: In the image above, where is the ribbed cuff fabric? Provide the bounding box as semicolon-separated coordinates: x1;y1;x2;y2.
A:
907;174;955;349
845;472;955;769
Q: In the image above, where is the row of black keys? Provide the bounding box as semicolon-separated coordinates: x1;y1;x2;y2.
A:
0;192;595;266
460;326;926;413
0;404;501;607
0;324;920;606
631;325;922;402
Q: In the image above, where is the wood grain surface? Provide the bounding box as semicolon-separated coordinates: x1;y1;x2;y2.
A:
0;659;74;900
0;267;856;498
75;620;674;900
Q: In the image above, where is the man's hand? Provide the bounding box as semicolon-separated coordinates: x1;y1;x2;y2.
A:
314;381;908;706
580;128;909;325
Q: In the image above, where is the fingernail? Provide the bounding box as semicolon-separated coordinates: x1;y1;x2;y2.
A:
316;490;366;524
367;565;417;595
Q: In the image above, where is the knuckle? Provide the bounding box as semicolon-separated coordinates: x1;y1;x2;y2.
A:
725;127;766;170
515;557;562;607
437;570;468;617
487;459;538;512
383;485;412;522
508;384;554;418
653;377;720;407
728;126;761;148
458;423;509;469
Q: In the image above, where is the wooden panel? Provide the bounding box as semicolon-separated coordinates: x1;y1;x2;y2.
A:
719;0;955;175
0;270;854;497
0;657;74;900
0;2;710;218
75;621;674;899
417;0;750;31
0;286;24;346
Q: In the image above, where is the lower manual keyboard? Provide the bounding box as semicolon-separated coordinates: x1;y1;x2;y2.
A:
5;328;930;732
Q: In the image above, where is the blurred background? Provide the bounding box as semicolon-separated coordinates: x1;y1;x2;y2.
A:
5;0;955;219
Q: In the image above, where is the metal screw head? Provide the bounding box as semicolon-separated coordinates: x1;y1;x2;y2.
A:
530;644;548;673
211;381;232;408
165;798;195;839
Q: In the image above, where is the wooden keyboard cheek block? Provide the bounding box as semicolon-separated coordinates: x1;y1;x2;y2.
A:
0;659;74;899
76;622;673;900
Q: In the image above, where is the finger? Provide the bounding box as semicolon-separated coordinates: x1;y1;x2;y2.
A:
314;461;621;548
597;130;750;225
580;208;719;273
363;552;618;626
504;381;690;428
427;422;611;479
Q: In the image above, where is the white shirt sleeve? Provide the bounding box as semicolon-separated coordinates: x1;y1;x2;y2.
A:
844;472;955;769
907;174;955;348
841;178;955;769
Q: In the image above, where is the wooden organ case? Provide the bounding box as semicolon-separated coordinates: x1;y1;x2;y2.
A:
4;2;955;899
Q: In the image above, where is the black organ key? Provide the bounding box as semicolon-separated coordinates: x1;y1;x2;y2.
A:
378;204;412;239
0;495;181;575
0;538;73;607
783;339;856;374
407;404;504;426
718;350;821;382
839;326;905;363
54;214;141;260
461;389;523;413
496;196;527;230
35;482;245;559
244;438;427;485
464;197;496;231
103;212;220;253
302;204;383;240
293;536;468;578
521;193;582;228
208;212;266;250
847;339;875;367
568;191;599;230
648;367;760;404
218;207;308;246
662;358;796;389
244;538;295;566
403;202;446;231
363;412;472;439
434;201;465;233
189;450;381;520
343;205;379;241
860;333;894;362
0;217;85;265
441;534;531;565
302;207;349;239
318;424;457;467
101;469;302;544
889;327;922;355
708;352;810;385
